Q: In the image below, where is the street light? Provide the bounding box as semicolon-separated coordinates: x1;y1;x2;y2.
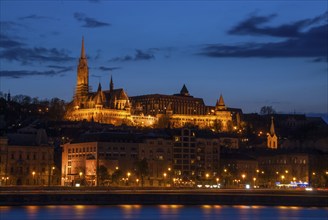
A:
79;172;83;185
163;173;167;186
281;175;285;183
253;177;256;187
51;166;55;186
32;171;36;185
126;172;131;186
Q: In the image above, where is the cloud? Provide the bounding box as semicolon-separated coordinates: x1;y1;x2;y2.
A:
0;34;24;48
99;66;121;71
110;49;155;62
0;47;74;64
0;70;58;78
311;57;328;63
73;12;110;28
0;21;26;31
19;14;52;20
47;65;74;73
199;12;328;59
228;12;327;38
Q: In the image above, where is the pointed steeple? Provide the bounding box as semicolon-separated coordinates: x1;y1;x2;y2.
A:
218;94;225;106
75;36;89;100
110;75;114;92
270;116;275;136
267;116;278;149
81;36;86;59
97;82;102;92
180;84;190;96
216;94;226;110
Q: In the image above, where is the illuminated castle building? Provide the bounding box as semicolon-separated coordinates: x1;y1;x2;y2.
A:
65;38;241;131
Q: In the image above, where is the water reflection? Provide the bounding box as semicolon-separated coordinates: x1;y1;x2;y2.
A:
0;205;327;220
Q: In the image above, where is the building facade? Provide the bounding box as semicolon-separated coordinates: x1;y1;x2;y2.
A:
0;128;55;186
61;132;140;186
61;127;224;187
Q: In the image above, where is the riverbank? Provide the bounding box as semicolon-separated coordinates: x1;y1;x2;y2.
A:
1;188;327;207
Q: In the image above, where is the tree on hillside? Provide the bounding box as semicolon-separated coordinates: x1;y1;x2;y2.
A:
260;106;276;115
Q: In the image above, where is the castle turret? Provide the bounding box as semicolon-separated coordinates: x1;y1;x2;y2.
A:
215;94;227;110
180;84;190;96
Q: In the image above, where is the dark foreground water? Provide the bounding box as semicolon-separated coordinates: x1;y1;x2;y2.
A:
0;205;327;220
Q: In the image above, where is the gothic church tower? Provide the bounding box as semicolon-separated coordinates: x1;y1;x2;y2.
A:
267;117;278;149
75;37;89;104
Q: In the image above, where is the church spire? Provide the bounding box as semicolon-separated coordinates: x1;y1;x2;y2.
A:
97;82;102;92
270;116;275;136
81;36;86;59
75;36;89;101
267;116;278;149
110;75;114;92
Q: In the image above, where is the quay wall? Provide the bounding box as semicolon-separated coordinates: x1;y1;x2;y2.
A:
0;191;327;207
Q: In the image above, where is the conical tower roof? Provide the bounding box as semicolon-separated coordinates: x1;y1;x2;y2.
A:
216;94;226;110
180;84;190;96
218;94;225;106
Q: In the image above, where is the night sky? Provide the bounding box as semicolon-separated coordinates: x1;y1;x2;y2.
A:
1;1;327;115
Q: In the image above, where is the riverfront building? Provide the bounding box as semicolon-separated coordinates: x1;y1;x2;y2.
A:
0;127;55;186
61;127;224;186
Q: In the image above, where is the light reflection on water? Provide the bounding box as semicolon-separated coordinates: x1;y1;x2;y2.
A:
0;205;327;220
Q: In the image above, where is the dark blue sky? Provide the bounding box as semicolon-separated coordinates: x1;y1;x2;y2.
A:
0;1;327;114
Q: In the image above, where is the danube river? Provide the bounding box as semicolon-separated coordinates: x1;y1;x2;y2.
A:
1;205;327;220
